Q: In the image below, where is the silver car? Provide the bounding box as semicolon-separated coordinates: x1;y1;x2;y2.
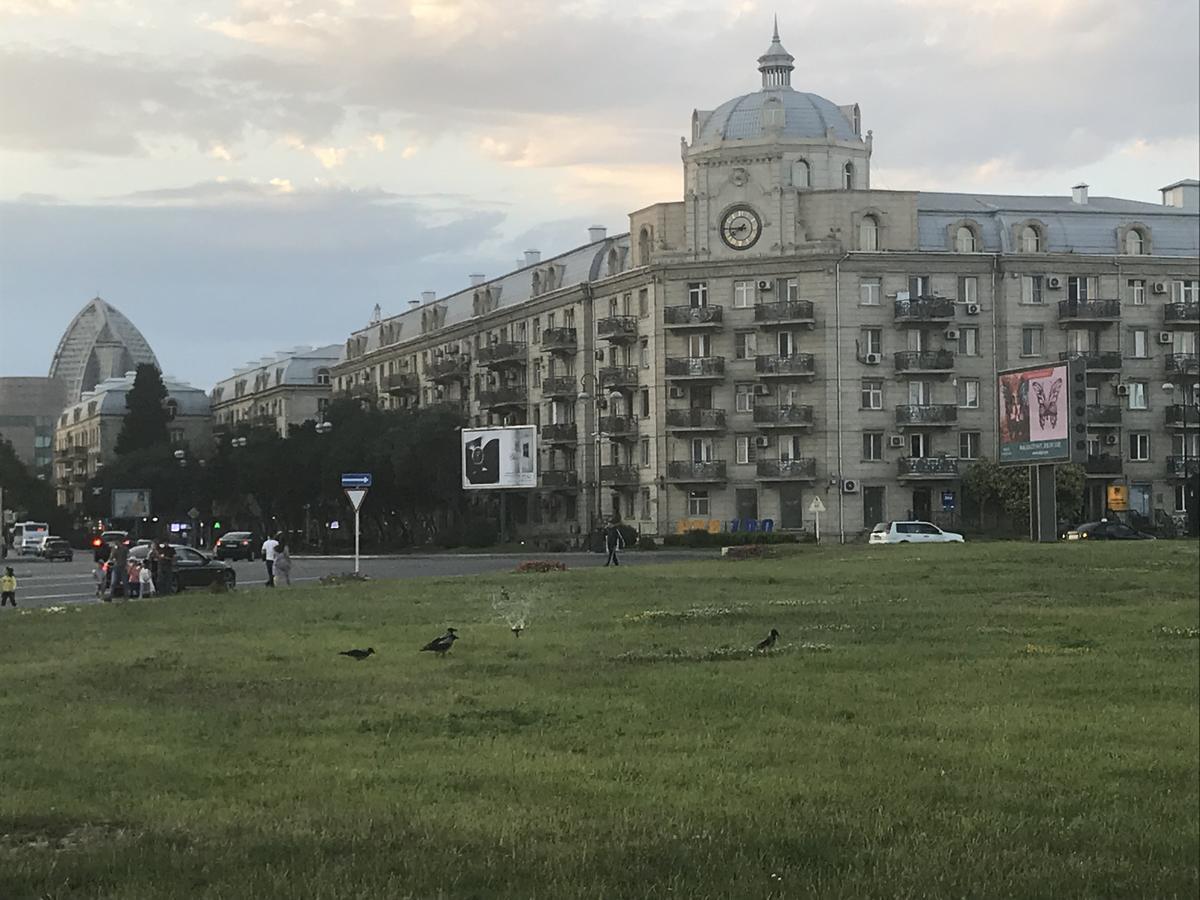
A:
869;520;965;544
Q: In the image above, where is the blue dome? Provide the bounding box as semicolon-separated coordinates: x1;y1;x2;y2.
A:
696;90;858;146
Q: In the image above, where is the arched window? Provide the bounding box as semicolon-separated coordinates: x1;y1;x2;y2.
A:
607;247;619;276
955;226;977;253
315;368;330;386
165;399;178;421
638;226;652;265
531;271;541;296
859;215;879;251
792;159;810;189
1125;228;1145;255
842;162;855;190
1020;225;1042;253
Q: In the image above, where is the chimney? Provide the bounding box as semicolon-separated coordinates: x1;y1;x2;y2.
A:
1071;183;1089;205
588;225;607;243
524;249;541;266
469;274;485;286
408;300;420;310
421;290;436;303
1161;179;1200;210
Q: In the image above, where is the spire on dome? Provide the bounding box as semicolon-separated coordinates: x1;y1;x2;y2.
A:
758;18;794;89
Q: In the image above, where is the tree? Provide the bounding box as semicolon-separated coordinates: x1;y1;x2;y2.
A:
962;458;1086;535
0;438;71;537
114;364;170;456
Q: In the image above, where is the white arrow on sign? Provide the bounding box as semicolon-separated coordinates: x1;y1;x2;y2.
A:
344;488;367;511
808;496;826;514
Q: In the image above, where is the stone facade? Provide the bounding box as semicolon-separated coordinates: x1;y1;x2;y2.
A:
211;345;341;439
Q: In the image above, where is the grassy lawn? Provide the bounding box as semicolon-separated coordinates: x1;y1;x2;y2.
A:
1;542;1197;899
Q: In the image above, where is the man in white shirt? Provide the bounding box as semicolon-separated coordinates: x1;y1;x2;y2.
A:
261;535;280;587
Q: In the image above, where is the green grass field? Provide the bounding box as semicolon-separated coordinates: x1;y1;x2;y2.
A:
2;543;1197;899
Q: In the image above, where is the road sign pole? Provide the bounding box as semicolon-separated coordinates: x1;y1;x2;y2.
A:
814;510;820;544
354;507;361;574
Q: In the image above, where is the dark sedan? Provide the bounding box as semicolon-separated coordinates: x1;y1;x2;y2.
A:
129;544;237;591
39;538;74;561
214;532;259;561
1065;520;1156;541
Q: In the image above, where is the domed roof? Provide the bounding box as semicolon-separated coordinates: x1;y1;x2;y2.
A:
49;297;159;403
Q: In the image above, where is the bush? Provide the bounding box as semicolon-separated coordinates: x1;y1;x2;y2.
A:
637;535;658;551
662;530;801;548
723;544;773;561
515;560;568;573
319;571;370;586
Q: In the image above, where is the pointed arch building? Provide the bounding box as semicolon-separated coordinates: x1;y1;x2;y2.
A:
49;297;160;404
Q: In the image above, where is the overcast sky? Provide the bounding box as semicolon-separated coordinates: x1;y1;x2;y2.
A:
1;0;1197;388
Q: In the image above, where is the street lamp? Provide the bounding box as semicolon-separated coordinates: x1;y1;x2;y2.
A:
230;436;248;448
577;375;624;541
1162;380;1200;496
315;421;333;435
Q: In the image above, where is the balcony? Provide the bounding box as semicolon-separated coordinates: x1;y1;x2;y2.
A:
1166;354;1199;376
1164;302;1200;324
1059;350;1122;372
251;413;277;429
1057;299;1120;324
894;297;956;322
541;469;579;490
599;366;639;391
1166;456;1200;479
894;350;955;374
754;353;815;378
346;383;378;400
56;445;88;459
542;328;578;353
540;423;577;444
597;316;638;342
753;405;815;428
1166;405;1200;429
478;386;528;409
476;342;528;368
541;375;577;398
1084;453;1123;476
599;464;639;485
755;458;816;481
1086;405;1122;427
665;357;726;380
755;300;815;327
430;357;470;382
897;456;960;479
385;372;420;394
664;305;723;328
598;415;639;438
666;460;727;483
665;408;726;431
895;404;958;427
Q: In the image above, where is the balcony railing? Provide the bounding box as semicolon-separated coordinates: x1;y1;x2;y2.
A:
753;405;814;428
894;297;956;321
1166;354;1199;375
476;342;528;367
596;316;638;342
665;357;726;379
541;375;577;398
755;458;816;481
56;445;89;459
754;353;815;377
478;386;528;408
894;350;955;373
665;408;726;430
599;366;639;390
346;383;377;399
895;404;958;426
539;423;577;444
598;415;638;437
1086;405;1122;426
430;357;470;381
666;460;727;482
599;464;639;484
1164;302;1200;324
385;372;420;394
664;305;723;327
1084;453;1123;475
541;469;579;489
1166;456;1200;479
1057;299;1120;322
542;328;578;353
1166;405;1199;428
1059;350;1122;371
755;301;815;326
897;456;960;478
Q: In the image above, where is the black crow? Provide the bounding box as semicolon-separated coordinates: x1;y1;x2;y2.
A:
421;628;458;656
511;625;523;638
339;647;375;661
756;629;780;652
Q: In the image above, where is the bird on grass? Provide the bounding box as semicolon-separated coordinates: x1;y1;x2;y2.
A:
339;647;375;661
756;629;780;652
420;628;458;656
511;625;523;638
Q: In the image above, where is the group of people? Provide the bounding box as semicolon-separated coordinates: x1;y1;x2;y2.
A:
262;534;292;587
95;539;176;601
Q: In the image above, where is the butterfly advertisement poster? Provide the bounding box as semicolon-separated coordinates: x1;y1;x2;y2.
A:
461;425;538;489
998;362;1073;464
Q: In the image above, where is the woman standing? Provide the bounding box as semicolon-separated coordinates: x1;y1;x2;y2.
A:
273;536;293;587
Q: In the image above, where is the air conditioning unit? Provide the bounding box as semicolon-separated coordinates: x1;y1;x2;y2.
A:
1116;384;1130;397
1157;332;1173;345
842;479;860;494
965;303;981;316
754;384;772;396
1047;276;1062;289
1104;434;1119;446
1152;281;1168;294
888;434;905;449
864;352;882;365
944;328;960;341
668;386;685;399
755;436;770;449
757;279;774;292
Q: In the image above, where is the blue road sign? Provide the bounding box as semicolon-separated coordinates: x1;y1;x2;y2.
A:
341;473;373;488
942;490;956;512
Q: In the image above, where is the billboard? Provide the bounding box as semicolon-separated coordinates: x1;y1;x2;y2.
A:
998;360;1084;465
112;489;152;518
461;426;537;489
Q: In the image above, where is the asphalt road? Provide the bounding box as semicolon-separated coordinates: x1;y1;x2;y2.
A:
1;550;716;609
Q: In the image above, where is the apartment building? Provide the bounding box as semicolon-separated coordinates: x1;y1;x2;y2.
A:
211;344;342;438
331;26;1200;540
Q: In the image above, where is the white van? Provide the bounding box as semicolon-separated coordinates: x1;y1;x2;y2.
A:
12;521;50;555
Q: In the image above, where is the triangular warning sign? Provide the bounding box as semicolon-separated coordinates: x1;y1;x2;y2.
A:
344;488;367;511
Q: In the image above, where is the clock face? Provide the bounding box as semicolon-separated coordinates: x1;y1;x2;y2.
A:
720;206;762;250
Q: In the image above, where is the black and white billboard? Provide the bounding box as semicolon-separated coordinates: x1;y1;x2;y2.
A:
461;426;538;489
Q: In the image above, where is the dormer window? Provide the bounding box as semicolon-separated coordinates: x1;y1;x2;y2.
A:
858;215;879;251
1125;228;1146;255
1020;224;1043;253
955;226;978;253
842;162;855;190
315;368;330;386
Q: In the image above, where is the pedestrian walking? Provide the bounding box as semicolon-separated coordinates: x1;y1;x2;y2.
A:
1;566;16;607
603;519;626;567
108;540;130;600
274;540;293;587
261;533;280;587
157;542;176;595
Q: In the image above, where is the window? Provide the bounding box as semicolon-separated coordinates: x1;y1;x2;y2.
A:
842;162;855;190
861;379;883;410
640;437;650;467
1121;279;1145;307
862;328;883;355
908;432;928;458
1125;229;1145;256
735;383;755;413
957;378;980;408
734;331;757;360
638;288;649;317
958;327;979;356
1021;275;1044;304
640;389;650;417
959;431;981;459
1172;280;1199;303
908;380;932;405
640;487;651;520
1021;326;1043;357
1130;328;1148;358
532;360;542;387
165;399;178;421
859;215;879;251
1020;225;1042;253
687;333;711;357
776;331;794;357
639;339;650;368
1128;433;1150;461
733;281;756;308
909;275;932;297
785;279;799;302
860;277;881;306
687;282;708;308
955;226;977;253
862;432;883;461
1127;381;1148;410
735;435;757;465
1177;484;1191;514
315;368;331;386
792;159;810;188
1177;331;1198;355
1067;276;1096;302
687;490;710;516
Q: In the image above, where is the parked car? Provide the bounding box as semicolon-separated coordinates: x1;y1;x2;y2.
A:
1065;520;1156;541
129;543;236;591
213;532;259;561
869;520;966;544
39;537;74;561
